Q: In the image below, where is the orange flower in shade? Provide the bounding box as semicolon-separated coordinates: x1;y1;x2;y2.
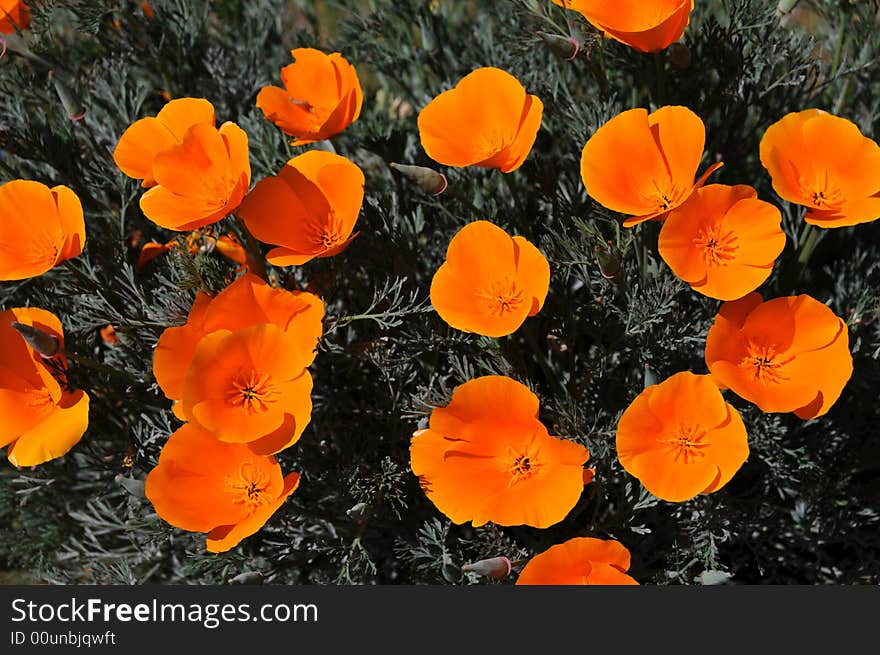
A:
0;308;89;467
616;372;749;502
430;221;549;338
0;180;86;281
114;98;250;231
417;67;544;174
238;150;364;266
516;537;639;585
256;48;363;146
581;106;723;227
145;424;299;553
152;273;324;453
552;1;693;53
410;376;591;529
658;184;786;300
759;109;880;228
705;293;852;419
0;0;29;34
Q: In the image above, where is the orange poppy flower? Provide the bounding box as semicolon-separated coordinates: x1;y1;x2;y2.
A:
114;97;216;188
256;48;363;146
144;423;300;553
179;323;314;449
0;180;86;281
759;109;880;228
581;106;723;227
410;375;591;529
417;67;544;174
237;150;364;266
552;1;694;53
0;308;90;467
704;293;852;419
516;537;639;585
152;273;324;453
0;0;29;34
114;98;250;231
658;184;786;300
616;371;749;502
430;221;550;337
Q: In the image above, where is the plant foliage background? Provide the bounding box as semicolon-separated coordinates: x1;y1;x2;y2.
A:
1;0;879;585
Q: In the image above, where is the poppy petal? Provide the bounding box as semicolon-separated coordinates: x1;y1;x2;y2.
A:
6;390;89;467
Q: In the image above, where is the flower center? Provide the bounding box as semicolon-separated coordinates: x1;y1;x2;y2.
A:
225;461;273;511
800;172;844;210
311;210;345;252
739;341;791;385
646;179;685;213
477;278;524;316
694;225;738;267
227;371;278;414
659;424;710;464
506;442;541;485
25;387;55;411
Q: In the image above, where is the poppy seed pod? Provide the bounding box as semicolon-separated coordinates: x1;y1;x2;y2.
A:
11;321;61;357
461;556;512;580
536;31;580;61
390;162;448;195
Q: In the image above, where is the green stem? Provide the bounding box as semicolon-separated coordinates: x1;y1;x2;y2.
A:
233;216;268;282
796;223;823;279
591;38;610;97
653;52;666;106
830;10;847;78
65;351;143;385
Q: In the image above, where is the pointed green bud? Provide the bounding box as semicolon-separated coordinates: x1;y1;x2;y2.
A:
115;474;146;499
776;0;799;16
228;572;264;585
390;162;448;195
50;71;86;121
461;556;512;580
11;322;60;357
536;31;579;61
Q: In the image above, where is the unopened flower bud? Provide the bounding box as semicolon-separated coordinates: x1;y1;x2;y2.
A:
776;0;799;16
418;14;438;54
390;162;448;195
50;71;86;121
667;43;691;71
594;242;622;280
115;474;146;499
442;561;463;583
346;502;370;521
643;364;659;389
461;556;512;580
11;322;60;357
536;31;580;61
228;571;264;585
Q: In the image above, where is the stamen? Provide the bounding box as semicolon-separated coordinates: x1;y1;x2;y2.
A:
476;278;524;316
658;424;710;464
227;371;278;414
693;225;738;267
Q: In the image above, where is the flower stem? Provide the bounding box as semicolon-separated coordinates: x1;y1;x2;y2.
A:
64;351;144;385
796;223;824;279
233;216;268;282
